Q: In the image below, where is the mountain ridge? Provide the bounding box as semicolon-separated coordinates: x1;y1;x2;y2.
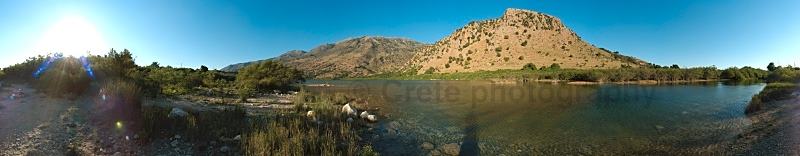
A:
222;8;649;78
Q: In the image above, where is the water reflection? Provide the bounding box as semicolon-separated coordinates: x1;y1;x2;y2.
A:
306;80;765;154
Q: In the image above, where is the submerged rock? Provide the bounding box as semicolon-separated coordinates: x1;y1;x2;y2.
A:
220;146;230;153
655;125;665;130
441;143;460;156
168;108;189;119
429;149;442;156
366;115;378;122
421;142;435;150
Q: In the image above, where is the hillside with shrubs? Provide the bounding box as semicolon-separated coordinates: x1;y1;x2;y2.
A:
409;8;648;74
223;36;426;79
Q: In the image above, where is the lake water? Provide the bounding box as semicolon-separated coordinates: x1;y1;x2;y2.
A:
306;80;765;155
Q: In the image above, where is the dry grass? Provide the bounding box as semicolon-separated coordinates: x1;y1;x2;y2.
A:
243;92;376;156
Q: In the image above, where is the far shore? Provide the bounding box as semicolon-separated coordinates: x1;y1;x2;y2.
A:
316;78;727;85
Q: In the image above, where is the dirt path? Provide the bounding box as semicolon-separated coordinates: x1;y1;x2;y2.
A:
0;84;80;155
741;89;800;155
0;83;141;155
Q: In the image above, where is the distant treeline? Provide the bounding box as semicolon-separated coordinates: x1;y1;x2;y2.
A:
0;49;304;100
364;63;800;83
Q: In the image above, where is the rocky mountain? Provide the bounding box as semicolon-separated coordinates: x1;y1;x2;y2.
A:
409;8;648;73
222;36;427;78
221;50;307;72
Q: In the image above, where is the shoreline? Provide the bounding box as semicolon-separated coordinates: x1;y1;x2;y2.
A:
311;78;725;85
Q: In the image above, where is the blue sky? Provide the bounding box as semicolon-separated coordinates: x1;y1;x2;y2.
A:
1;0;799;69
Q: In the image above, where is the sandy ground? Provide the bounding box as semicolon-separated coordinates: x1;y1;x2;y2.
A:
0;83;143;155
0;82;271;155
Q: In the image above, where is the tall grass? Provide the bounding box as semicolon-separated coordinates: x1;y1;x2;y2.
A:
243;92;374;155
140;104;246;142
746;83;798;114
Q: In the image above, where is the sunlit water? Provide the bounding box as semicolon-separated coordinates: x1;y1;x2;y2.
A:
306;80;765;155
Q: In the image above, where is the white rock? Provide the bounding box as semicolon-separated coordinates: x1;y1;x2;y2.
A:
168;108;189;118
306;111;316;118
360;111;370;119
233;135;241;141
341;104;357;116
366;115;378;122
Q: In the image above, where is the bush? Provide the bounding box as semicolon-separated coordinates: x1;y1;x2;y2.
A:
745;83;797;114
549;63;561;70
235;61;304;100
522;63;536;71
35;57;92;99
95;79;142;133
1;55;46;82
721;67;768;81
424;67;436;74
767;68;800;83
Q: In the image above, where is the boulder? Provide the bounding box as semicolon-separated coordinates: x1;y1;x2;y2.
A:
341;104;357;116
360;111;370;119
168;108;189;119
429;149;442;156
421;142;435;150
220;146;231;153
306;111;316;119
170;140;179;147
441;143;460;156
366;115;378;122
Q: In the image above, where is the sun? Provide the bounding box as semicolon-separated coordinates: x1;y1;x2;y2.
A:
34;15;108;57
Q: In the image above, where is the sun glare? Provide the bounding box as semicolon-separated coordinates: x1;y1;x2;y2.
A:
35;15;107;57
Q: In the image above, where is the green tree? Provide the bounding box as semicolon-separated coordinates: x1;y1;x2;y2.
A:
549;63;561;70
148;62;160;68
522;63;537;71
235;61;304;100
670;64;680;69
767;62;777;72
200;65;209;72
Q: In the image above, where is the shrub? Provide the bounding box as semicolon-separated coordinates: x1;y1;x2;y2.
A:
95;79;142;133
721;67;768;81
522;63;537;71
35;57;92;99
236;61;304;100
424;67;436;74
767;68;800;83
746;83;797;114
549;63;561;70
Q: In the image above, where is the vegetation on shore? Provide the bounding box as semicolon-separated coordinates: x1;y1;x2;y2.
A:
744;64;800;114
363;64;726;82
0;50;376;155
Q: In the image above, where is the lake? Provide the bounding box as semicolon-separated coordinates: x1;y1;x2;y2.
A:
306;80;765;155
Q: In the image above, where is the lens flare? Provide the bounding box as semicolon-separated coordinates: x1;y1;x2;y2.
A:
116;121;123;129
32;53;63;78
79;56;95;79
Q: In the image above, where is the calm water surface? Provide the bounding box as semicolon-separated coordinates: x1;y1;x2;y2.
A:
306;80;765;155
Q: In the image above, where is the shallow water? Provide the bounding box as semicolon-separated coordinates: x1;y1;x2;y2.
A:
306;80;765;155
